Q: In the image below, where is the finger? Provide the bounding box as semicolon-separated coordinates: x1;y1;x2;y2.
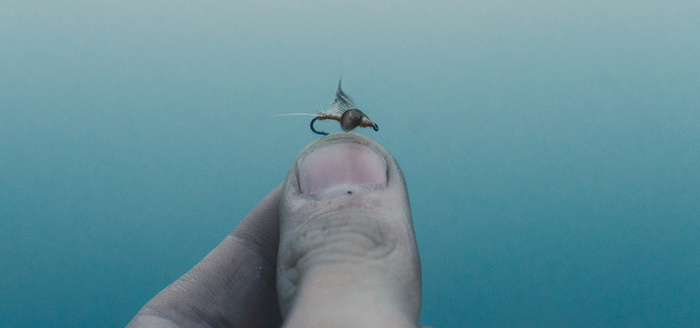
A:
127;185;283;328
277;134;422;327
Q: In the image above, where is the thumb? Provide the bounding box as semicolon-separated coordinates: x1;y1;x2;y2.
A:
277;133;422;327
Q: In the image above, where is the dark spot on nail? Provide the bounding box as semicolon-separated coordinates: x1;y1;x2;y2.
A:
347;190;352;194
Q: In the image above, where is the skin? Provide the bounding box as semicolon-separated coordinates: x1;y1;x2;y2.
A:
127;133;424;328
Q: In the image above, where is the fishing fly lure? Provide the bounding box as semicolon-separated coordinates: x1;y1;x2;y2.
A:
278;80;379;135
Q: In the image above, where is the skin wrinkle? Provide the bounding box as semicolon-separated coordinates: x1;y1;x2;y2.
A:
277;134;421;325
136;307;190;328
138;296;211;328
128;134;423;327
126;314;181;328
286;210;397;269
282;185;389;244
128;186;284;328
202;237;277;298
141;238;279;328
279;192;400;311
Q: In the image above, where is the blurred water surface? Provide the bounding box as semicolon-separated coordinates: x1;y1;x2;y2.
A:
1;1;699;327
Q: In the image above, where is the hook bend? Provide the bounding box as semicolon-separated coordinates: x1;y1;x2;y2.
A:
310;117;329;135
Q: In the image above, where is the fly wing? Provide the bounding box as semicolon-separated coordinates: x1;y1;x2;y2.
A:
325;79;356;115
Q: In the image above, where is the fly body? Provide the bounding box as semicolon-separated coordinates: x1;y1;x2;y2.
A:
279;80;379;136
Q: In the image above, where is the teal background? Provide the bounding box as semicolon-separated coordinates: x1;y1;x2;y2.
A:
1;1;699;327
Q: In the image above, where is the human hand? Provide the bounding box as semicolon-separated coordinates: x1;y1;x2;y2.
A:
127;133;423;327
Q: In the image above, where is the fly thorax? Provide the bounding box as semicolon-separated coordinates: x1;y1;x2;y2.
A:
340;108;365;132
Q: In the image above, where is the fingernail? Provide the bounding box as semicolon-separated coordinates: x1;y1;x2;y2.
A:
298;141;387;196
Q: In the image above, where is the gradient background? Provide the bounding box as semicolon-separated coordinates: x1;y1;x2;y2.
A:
1;1;699;327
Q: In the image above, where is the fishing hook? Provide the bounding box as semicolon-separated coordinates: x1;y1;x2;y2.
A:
310;117;329;135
